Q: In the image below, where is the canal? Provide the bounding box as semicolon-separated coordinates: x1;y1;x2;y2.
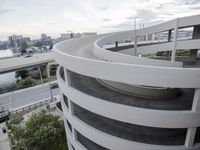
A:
0;49;17;94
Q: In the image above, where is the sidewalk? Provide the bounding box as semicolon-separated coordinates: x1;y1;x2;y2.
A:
0;122;11;150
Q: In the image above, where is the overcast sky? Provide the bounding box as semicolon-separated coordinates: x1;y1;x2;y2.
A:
0;0;200;40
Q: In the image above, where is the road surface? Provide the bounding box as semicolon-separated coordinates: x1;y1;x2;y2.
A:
0;82;59;111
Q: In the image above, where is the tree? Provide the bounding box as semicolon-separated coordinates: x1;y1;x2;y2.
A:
18;77;36;88
20;41;28;51
16;70;29;79
12;110;68;150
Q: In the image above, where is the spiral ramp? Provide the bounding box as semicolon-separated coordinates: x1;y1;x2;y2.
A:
54;14;200;150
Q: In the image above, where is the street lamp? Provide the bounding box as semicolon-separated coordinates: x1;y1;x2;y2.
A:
49;82;53;100
133;18;137;55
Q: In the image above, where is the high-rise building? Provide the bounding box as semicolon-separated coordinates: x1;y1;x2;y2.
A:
54;15;200;150
8;35;30;53
8;34;23;48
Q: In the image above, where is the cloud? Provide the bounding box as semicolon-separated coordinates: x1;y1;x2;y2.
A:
0;9;14;15
1;0;200;40
102;19;111;22
99;6;109;10
180;0;200;5
111;21;133;29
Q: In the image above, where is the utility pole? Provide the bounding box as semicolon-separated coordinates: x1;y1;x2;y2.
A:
134;18;137;55
49;82;53;100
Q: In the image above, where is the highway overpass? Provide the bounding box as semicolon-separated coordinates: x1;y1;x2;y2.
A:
0;53;55;74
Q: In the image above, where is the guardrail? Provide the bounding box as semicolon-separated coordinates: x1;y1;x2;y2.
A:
0;50;53;60
0;97;57;120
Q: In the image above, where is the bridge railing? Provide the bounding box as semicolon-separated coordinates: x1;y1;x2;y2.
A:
0;97;58;120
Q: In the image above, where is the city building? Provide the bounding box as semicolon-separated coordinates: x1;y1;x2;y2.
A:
54;14;200;150
8;34;31;53
8;34;23;49
0;41;8;50
39;33;52;46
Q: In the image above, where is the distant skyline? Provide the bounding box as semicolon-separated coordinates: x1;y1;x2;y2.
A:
0;0;200;40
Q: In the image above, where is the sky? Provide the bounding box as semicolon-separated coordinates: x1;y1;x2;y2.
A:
0;0;200;40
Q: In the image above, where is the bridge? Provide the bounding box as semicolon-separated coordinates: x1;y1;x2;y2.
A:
0;53;55;74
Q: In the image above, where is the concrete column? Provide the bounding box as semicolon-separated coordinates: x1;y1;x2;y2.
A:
67;136;73;150
68;100;74;116
64;119;73;150
68;99;77;142
192;89;200;111
152;34;155;42
64;69;71;86
168;30;172;42
38;66;44;84
46;64;51;79
192;25;200;39
171;18;179;62
185;128;197;147
145;35;148;41
190;25;200;60
185;89;200;147
72;128;77;142
190;49;198;61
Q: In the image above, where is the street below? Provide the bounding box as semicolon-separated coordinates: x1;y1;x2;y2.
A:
0;81;59;111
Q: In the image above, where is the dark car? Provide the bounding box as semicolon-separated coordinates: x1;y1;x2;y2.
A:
2;127;6;133
50;83;59;89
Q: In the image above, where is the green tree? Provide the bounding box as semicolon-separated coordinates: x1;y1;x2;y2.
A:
13;110;67;150
20;41;28;51
16;70;29;79
18;77;36;88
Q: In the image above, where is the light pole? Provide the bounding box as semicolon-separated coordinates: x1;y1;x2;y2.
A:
134;18;137;56
49;82;53;100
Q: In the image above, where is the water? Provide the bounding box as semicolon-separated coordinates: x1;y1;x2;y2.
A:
0;50;17;94
0;49;14;58
0;72;17;94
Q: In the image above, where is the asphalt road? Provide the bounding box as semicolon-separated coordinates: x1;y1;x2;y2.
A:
0;82;59;111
